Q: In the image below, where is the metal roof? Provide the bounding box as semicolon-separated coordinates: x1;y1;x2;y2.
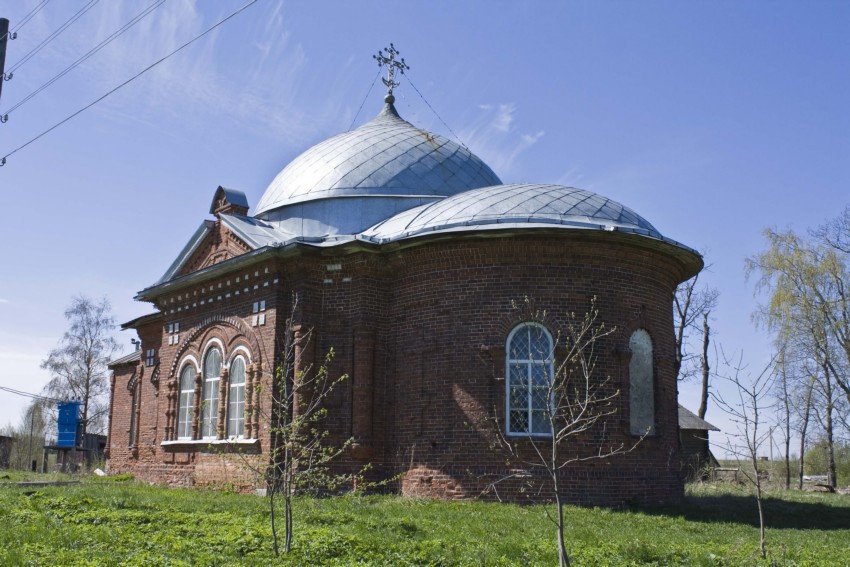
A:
219;213;293;249
361;183;666;243
678;404;720;431
155;221;216;285
108;350;141;368
120;311;162;330
254;102;502;216
209;187;249;214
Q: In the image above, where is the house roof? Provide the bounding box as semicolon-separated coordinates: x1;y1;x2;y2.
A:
678;404;720;431
363;183;664;242
120;311;162;330
139;92;703;297
108;350;141;368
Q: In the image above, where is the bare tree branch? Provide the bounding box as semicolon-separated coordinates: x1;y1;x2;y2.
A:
40;296;120;437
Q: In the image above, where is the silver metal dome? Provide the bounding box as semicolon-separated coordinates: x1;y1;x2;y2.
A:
254;103;502;218
361;183;669;243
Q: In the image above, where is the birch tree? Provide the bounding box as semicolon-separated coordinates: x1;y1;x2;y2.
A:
41;296;119;436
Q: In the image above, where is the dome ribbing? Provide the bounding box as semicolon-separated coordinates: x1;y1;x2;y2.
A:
254;103;502;217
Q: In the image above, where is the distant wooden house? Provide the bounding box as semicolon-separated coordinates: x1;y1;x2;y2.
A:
678;405;719;480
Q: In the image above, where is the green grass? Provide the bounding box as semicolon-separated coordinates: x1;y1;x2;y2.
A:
1;475;848;566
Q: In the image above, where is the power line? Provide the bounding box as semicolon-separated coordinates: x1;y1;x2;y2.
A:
6;0;100;77
0;0;259;166
0;0;51;42
406;74;469;151
2;0;168;118
0;384;63;403
348;67;382;131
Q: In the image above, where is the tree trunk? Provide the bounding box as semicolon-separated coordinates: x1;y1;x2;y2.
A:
780;354;791;490
269;479;279;556
554;491;570;567
797;376;814;490
756;481;766;560
783;423;791;490
698;313;710;419
284;490;293;553
822;361;838;489
283;446;293;553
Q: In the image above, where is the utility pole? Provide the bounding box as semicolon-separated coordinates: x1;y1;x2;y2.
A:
27;407;35;472
0;18;9;103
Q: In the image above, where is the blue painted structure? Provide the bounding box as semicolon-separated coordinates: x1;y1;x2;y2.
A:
57;401;81;448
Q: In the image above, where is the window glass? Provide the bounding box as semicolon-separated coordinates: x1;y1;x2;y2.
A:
202;348;221;438
228;357;246;438
177;365;195;439
506;323;553;435
629;329;655;435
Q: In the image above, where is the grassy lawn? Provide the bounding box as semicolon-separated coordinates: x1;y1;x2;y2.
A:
1;475;848;566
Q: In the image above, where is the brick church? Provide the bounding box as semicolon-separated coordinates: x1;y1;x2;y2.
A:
107;57;702;504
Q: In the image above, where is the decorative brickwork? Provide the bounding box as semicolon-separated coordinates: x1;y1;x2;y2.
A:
109;228;697;506
107;91;703;505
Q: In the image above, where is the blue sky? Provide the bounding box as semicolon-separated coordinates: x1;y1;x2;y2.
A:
1;1;847;453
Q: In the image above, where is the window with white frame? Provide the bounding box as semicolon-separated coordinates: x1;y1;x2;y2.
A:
228;356;246;438
201;348;221;438
166;322;180;346
177;364;195;439
506;323;554;435
145;348;155;367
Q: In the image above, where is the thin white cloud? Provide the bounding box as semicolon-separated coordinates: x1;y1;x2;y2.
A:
479;103;515;133
21;1;332;148
554;166;586;188
0;299;8;304
459;103;544;179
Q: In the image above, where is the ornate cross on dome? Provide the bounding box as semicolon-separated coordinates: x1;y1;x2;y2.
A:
373;44;409;102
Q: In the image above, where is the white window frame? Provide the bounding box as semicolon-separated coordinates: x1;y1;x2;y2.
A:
177;360;197;440
201;346;222;439
505;322;555;437
227;355;247;438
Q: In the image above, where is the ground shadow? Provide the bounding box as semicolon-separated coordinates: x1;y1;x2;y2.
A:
632;493;850;531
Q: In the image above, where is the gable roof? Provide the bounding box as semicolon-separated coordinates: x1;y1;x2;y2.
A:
156;220;216;285
109;350;141;369
120;311;162;330
678;404;719;431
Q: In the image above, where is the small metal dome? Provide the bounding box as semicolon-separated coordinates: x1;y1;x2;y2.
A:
362;183;669;242
254;103;502;218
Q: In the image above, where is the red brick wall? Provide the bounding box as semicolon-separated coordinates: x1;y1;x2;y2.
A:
376;234;686;505
108;230;693;505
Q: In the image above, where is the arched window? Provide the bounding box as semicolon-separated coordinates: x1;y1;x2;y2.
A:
629;329;655;436
506;323;554;436
177;364;195;440
228;356;246;438
202;347;222;439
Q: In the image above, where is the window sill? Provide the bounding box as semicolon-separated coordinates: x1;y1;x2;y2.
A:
505;432;552;438
161;438;260;453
